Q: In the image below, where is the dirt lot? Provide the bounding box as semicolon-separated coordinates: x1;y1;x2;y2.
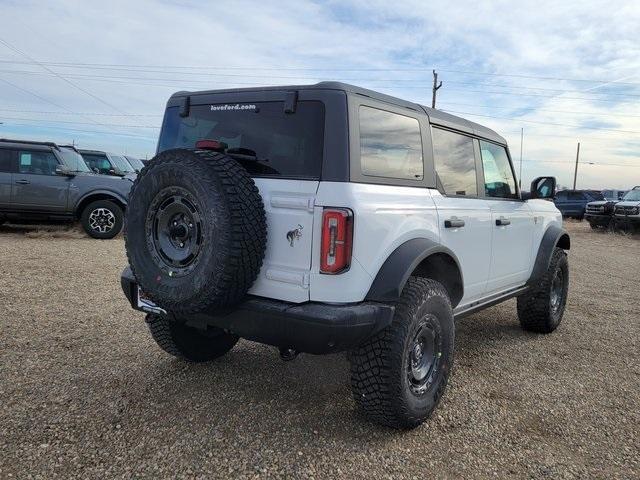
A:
1;221;638;479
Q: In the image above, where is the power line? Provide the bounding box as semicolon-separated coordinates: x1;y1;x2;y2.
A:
1;67;638;98
442;109;640;134
0;59;638;86
2;68;637;105
522;159;640;168
440;101;640;119
0;121;157;139
0;38;145;127
0;107;161;117
0;115;159;128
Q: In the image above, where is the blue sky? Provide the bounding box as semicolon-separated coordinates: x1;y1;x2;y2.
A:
0;0;638;188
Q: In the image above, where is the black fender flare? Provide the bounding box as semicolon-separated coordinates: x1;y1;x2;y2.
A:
527;225;570;286
74;190;128;214
365;238;463;304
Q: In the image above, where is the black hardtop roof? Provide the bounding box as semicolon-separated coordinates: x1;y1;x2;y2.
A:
168;81;507;145
0;138;61;150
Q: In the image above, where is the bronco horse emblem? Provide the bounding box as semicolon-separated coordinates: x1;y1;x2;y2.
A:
286;224;303;247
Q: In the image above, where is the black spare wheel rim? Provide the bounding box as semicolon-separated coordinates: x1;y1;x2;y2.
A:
89;207;115;233
407;315;442;396
146;186;203;278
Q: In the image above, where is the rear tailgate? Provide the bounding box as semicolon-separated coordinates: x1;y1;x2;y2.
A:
248;179;318;302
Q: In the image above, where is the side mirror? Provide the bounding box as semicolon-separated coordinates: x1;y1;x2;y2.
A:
55;164;75;177
530;176;556;199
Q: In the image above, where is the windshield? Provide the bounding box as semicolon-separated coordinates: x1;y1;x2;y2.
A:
622;188;640;201
125;156;145;171
110;155;135;173
158;101;325;179
58;147;91;172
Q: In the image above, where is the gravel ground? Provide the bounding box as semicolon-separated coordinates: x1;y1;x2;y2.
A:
1;221;638;479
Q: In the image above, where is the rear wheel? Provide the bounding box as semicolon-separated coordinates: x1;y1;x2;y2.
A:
80;199;123;239
517;248;569;333
349;278;455;429
146;314;238;362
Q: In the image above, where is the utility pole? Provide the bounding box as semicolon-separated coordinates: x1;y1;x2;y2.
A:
518;127;524;189
431;70;443;109
572;142;580;190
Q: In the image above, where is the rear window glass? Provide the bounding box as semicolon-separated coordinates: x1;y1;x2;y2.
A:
158;101;325;179
358;106;423;180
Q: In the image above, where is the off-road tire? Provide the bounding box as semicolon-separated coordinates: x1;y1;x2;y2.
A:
146;314;238;362
125;149;267;314
517;247;569;333
349;278;455;429
80;199;124;239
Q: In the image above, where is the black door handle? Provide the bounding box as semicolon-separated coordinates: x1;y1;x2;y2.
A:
15;179;30;185
496;217;511;226
444;218;465;228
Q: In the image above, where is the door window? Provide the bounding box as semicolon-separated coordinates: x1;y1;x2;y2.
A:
432;128;477;196
18;151;59;175
82;154;112;174
479;141;517;199
359;106;423;180
0;149;16;172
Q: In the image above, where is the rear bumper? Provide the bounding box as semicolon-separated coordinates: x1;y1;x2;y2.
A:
121;267;395;354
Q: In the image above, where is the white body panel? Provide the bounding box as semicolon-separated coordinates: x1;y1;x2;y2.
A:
430;190;492;304
312;182;439;303
485;200;534;293
247;179;318;303
248;180;563;307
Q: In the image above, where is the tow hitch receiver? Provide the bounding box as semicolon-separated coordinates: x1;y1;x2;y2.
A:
279;347;299;361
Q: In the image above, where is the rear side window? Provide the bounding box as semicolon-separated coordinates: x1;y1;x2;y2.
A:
358;106;423;180
18;150;59;175
158;101;325;179
432;128;477;196
0;149;15;172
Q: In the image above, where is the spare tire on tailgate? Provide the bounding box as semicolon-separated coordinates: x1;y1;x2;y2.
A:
125;148;267;314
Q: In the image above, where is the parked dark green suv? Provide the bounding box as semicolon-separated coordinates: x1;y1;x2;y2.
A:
0;139;132;238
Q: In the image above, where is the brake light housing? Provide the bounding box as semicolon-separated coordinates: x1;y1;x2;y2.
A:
320;208;353;274
195;139;227;152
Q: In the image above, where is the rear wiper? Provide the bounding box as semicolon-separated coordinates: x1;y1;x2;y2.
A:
226;147;280;175
226;147;267;162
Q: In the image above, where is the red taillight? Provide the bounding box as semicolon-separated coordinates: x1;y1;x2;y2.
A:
195;139;227;151
320;208;353;274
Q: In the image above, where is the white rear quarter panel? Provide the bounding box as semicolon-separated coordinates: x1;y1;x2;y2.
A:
311;182;439;303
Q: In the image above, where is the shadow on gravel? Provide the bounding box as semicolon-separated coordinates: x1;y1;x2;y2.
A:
0;222;87;238
109;306;527;438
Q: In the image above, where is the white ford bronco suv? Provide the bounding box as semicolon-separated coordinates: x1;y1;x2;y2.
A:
121;82;570;429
